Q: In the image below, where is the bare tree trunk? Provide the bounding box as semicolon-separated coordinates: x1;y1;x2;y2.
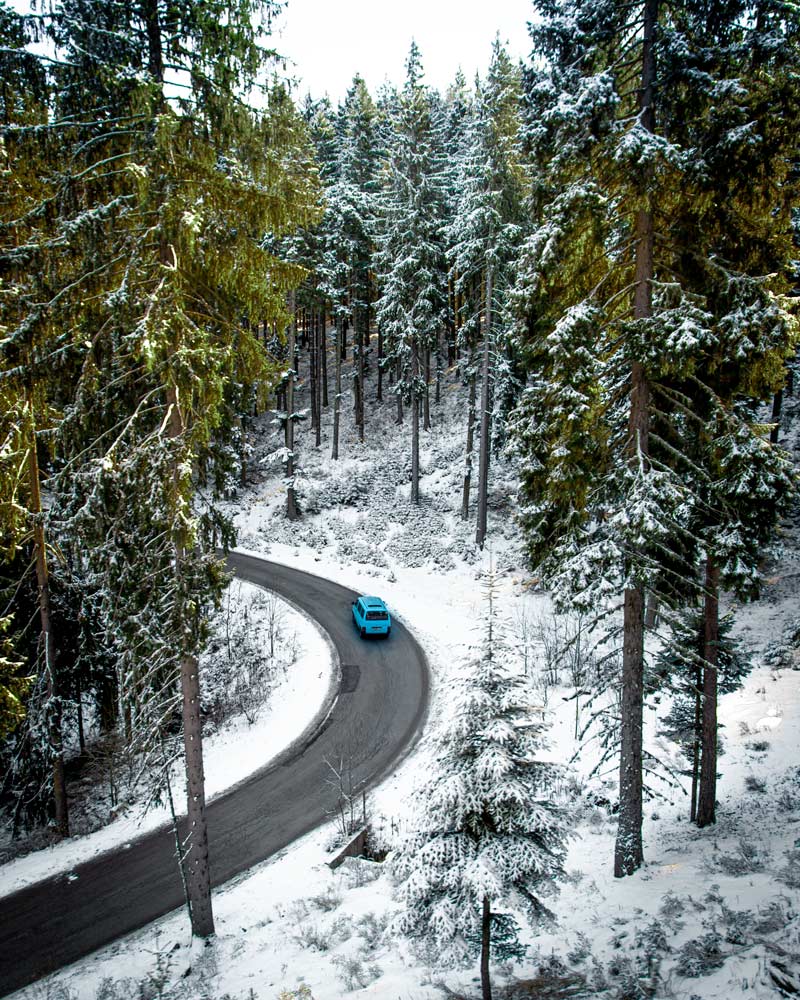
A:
286;292;299;520
377;325;384;402
357;314;366;444
315;311;322;448
423;348;431;431
27;392;68;839
411;343;420;503
690;664;701;822
614;0;657;879
166;385;214;938
696;557;719;827
76;685;85;754
309;311;318;442
461;368;477;521
352;291;365;442
616;585;645;877
476;268;493;549
332;317;342;460
435;330;444;404
180;646;213;936
481;895;493;1000
395;358;403;425
320;310;328;409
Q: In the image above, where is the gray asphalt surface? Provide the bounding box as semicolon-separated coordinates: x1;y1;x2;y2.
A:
0;554;429;998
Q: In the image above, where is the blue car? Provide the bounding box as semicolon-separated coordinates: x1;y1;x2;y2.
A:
352;595;391;638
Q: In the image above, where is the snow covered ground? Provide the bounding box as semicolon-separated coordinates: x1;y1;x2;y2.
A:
4;377;800;1000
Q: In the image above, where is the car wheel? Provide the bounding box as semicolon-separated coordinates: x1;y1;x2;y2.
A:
384;628;391;639
360;626;366;639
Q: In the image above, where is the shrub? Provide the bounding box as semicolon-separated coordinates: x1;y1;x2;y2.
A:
354;911;387;954
330;955;382;991
716;839;769;876
308;886;343;913
778;847;800;890
674;932;725;978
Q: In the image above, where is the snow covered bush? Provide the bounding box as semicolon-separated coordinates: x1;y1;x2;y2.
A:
674;931;725;978
330;954;382;991
715;838;770;876
391;568;569;997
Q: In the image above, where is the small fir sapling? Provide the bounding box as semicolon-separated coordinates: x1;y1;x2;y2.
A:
392;565;569;1000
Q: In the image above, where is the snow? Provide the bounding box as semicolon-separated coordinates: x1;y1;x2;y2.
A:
0;585;334;899
3;373;800;1000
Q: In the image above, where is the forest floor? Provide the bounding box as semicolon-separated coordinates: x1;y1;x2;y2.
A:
3;359;800;1000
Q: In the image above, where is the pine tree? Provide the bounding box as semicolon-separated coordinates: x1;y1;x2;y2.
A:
324;75;381;451
1;0;320;931
512;0;798;874
393;568;568;1000
375;43;449;502
446;42;525;542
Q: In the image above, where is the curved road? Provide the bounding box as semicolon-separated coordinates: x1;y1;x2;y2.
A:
0;554;429;998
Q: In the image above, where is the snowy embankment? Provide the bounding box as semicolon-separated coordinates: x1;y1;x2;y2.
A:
0;580;333;900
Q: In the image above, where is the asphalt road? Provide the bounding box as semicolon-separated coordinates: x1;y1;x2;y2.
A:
0;554;429;998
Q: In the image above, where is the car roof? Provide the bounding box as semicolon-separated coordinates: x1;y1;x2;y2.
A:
360;596;387;608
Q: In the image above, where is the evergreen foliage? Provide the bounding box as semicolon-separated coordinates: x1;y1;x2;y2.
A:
511;0;799;871
393;568;568;993
374;43;449;499
656;609;750;759
0;0;320;919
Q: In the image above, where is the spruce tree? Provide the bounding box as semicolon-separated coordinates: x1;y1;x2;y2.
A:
512;0;798;874
375;43;449;502
446;42;525;541
1;0;320;931
393;568;567;1000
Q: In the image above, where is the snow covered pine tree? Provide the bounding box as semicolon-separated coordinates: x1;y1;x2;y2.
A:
393;568;568;1000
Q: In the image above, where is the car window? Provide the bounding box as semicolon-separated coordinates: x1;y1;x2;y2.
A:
356;601;365;616
366;610;388;620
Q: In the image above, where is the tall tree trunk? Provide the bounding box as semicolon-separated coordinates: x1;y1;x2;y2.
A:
332;317;342;460
690;662;701;822
309;311;318;443
352;293;364;442
462;368;477;520
357;312;366;443
377;325;384;402
476;268;493;549
315;311;322;448
435;331;443;404
481;895;493;1000
142;0;164;81
27;392;68;839
614;0;657;879
696;557;720;827
411;342;420;503
76;685;85;754
423;348;431;431
616;585;645;877
395;358;403;425
320;310;328;409
166;386;214;938
286;292;299;520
